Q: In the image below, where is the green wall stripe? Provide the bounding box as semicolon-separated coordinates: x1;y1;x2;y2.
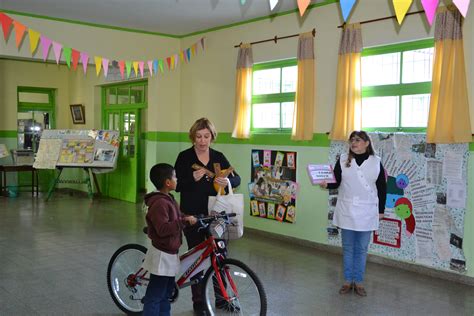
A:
1;1;338;39
0;9;180;38
0;131;17;138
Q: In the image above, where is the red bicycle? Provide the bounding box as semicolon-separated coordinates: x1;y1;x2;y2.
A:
107;212;267;315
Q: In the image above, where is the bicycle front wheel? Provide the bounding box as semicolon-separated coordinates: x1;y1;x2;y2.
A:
202;258;267;316
107;244;149;315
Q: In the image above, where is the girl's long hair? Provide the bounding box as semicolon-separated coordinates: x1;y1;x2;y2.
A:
346;131;375;167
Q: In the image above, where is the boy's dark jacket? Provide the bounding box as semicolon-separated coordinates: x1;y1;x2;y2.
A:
145;191;186;254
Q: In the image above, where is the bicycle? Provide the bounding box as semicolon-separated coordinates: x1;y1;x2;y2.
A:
107;212;267;315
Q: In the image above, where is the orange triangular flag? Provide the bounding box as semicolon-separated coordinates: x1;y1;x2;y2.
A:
28;29;40;55
297;0;311;16
71;49;80;70
0;12;13;41
12;21;27;48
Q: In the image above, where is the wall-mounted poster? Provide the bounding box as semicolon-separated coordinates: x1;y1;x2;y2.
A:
327;133;468;273
249;149;298;223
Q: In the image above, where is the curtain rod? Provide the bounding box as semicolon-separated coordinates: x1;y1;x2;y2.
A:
234;28;315;48
337;10;425;28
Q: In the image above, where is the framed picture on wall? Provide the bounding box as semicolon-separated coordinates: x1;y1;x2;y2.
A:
70;104;85;124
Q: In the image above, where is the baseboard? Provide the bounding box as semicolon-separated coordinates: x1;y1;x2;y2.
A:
244;227;474;286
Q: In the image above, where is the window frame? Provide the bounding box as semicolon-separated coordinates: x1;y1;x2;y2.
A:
251;59;297;133
361;39;434;133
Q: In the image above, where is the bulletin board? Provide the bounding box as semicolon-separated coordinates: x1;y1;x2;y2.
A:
327;133;468;273
34;129;120;170
249;149;299;223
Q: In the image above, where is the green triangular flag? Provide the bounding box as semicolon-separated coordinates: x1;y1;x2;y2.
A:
126;61;132;78
63;47;72;68
158;59;164;73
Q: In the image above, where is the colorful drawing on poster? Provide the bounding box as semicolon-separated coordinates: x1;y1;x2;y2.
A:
58;139;94;164
394;197;416;236
373;218;402;248
250;200;259;216
252;151;260;167
258;202;266;217
94;148;115;162
386;176;404;208
396;174;409;189
287;152;296;169
276;204;286;222
263;150;271;166
274;151;284;167
285;205;296;223
248;182;255;198
267;203;276;219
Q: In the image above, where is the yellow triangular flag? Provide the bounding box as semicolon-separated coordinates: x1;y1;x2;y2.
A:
94;56;102;76
28;29;40;55
133;61;139;76
170;55;175;70
393;0;413;24
191;44;197;56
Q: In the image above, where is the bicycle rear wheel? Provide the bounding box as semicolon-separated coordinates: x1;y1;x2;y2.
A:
107;244;149;315
202;258;267;316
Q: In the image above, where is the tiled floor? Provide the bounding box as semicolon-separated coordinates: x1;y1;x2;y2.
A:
1;193;474;315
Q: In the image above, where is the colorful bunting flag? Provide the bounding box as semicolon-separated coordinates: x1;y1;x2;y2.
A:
179;51;185;62
158;59;164;73
297;0;311;16
138;61;145;77
191;44;197;56
186;48;191;62
174;54;178;69
132;61;139;77
166;57;171;70
80;52;89;74
393;0;413;24
40;35;52;61
28;29;40;54
200;37;205;51
147;60;154;76
0;12;13;41
119;61;125;79
102;58;109;77
71;49;80;70
126;61;132;78
340;0;357;22
63;47;72;68
52;42;62;64
94;56;102;76
12;21;27;48
153;59;158;75
269;0;279;11
421;0;439;25
453;0;471;17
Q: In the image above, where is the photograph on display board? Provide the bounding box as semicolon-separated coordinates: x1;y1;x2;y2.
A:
249;149;298;223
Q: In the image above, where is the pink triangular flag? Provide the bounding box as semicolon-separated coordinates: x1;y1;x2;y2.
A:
12;21;27;48
147;60;153;76
80;52;89;74
138;61;145;77
118;60;125;79
102;58;109;77
453;0;471;17
40;35;52;61
174;54;178;68
52;42;62;64
421;0;439;25
297;0;311;16
0;12;13;41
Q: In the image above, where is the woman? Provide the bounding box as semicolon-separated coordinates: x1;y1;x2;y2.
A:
174;117;241;315
320;131;386;297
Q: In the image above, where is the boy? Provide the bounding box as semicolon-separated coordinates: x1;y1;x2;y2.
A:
142;163;197;316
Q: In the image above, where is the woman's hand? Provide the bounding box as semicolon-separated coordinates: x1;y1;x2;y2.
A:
379;214;384;220
184;216;197;225
214;176;228;188
193;168;206;182
319;181;328;189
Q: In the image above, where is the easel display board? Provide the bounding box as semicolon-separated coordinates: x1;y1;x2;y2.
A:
34;130;120;169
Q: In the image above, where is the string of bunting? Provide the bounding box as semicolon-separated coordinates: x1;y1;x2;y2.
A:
0;12;205;79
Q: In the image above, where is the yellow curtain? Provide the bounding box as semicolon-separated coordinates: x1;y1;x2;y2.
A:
329;23;362;141
292;32;315;141
232;44;253;139
426;7;472;143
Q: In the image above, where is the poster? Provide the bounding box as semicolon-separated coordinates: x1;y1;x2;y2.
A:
249;149;298;223
328;133;468;273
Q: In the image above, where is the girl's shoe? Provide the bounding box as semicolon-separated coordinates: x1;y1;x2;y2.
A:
354;284;367;297
338;283;353;294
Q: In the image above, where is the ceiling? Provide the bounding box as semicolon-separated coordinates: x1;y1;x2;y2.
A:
0;0;329;37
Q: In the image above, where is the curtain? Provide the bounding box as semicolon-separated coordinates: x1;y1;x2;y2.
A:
329;23;362;141
232;44;253;139
426;7;472;143
292;32;315;141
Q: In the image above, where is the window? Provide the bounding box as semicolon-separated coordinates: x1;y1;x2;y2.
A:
361;39;434;131
105;81;147;106
17;87;56;153
251;60;297;131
